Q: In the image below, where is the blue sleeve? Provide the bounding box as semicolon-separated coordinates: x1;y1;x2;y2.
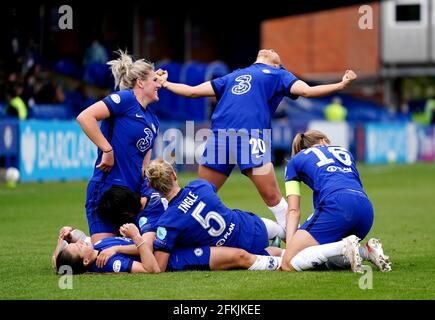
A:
102;90;136;117
279;69;299;100
136;195;165;234
140;177;153;198
199;179;217;193
211;74;231;99
153;223;179;253
94;254;134;273
285;158;300;182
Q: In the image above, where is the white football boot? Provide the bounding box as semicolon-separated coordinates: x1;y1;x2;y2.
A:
343;235;363;273
364;238;392;272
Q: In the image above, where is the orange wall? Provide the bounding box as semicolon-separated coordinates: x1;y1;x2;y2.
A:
261;2;380;80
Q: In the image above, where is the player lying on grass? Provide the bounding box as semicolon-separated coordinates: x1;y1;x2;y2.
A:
52;225;281;274
281;130;392;273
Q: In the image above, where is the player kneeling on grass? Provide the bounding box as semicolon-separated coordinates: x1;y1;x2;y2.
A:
280;130;392;273
52;225;281;274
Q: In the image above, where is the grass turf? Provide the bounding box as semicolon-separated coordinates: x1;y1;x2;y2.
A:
0;163;435;299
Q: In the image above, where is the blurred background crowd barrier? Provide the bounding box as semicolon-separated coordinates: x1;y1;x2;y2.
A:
2;0;435;182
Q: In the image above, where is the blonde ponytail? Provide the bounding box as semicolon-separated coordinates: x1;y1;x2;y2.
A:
107;49;154;90
291;130;331;157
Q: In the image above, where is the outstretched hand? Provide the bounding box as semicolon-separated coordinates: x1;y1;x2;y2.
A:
342;70;357;88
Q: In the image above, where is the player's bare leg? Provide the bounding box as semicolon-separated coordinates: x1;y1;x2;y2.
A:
209;247;281;271
281;230;319;271
198;165;228;190
244;163;287;230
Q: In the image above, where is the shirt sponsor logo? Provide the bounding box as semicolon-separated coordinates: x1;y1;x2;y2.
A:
231;75;252;95
215;222;235;246
136;128;153;152
326;165;353;173
110;94;121;104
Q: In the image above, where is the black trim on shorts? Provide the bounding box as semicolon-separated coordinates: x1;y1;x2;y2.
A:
305;208;322;232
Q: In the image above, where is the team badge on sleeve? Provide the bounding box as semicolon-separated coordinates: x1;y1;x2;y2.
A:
110;94;121;104
139;217;148;228
112;260;122;272
157;227;167;240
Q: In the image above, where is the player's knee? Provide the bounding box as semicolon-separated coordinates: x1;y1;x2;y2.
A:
261;190;281;207
235;249;251;268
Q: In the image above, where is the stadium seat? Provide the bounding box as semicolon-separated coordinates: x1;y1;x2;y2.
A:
29;104;74;120
149;61;183;120
54;59;84;79
204;61;230;81
83;63;113;88
179;61;208;121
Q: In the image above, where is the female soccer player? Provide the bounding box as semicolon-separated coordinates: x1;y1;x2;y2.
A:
143;159;300;272
280;130;391;272
77;50;161;243
52;225;281;274
156;49;357;231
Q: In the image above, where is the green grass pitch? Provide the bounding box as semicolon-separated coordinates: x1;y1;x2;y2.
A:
1;163;435;299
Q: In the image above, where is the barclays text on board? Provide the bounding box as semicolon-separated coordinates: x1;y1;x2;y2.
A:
19;121;97;181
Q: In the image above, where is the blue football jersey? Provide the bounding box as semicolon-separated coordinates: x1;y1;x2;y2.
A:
89;237;139;273
90;90;159;193
210;63;299;131
153;179;262;252
136;192;168;235
285;145;365;208
88;236;204;273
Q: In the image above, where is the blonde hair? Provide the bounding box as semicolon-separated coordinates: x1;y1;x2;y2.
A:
291;130;331;157
145;159;176;195
107;50;154;90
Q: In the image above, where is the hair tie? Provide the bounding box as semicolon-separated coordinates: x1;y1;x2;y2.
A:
300;133;305;139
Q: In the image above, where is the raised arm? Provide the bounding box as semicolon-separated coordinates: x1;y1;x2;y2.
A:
120;224;160;273
156;70;215;98
291;70;357;98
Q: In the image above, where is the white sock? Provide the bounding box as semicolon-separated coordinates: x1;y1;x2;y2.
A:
248;255;281;271
290;240;345;271
261;218;286;239
267;197;287;231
